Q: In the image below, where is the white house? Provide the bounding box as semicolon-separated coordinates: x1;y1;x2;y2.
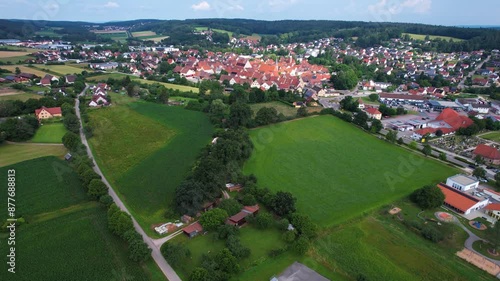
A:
446;174;479;192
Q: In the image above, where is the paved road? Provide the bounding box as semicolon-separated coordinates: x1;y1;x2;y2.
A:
153;230;183;248
75;85;182;281
458;56;491;89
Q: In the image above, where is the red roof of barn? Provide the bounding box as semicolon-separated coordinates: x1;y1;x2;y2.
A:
182;222;203;234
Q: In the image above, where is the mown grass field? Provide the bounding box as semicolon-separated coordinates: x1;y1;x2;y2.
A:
29;122;66;143
0;157;166;281
403;33;464;42
0;143;67;167
89;100;213;235
480;131;500;143
88;73;200;93
243;116;458;226
0;65;49;77
0;92;42;101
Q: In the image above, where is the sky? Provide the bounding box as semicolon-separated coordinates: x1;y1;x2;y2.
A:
0;0;499;26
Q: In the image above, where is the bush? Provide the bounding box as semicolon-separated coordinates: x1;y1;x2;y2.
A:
218;199;243;217
216;224;239;239
128;239;151;262
251;212;274;229
276;218;290;231
161;243;191;267
292;236;309;254
268;247;287;258
226;235;251;259
99;194;114;207
199;208;228;231
282;230;297;243
87;179;108;200
421;225;444;242
240;194;257;206
410;185;445;210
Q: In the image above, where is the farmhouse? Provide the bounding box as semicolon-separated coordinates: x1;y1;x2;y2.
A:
365;107;382;120
437;183;489;215
40;74;58;86
446;174;479;192
35;106;62;120
271;262;330;281
182;222;203;238
472;144;500;165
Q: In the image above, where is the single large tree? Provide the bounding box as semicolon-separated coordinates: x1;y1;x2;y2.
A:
62;131;80;151
271;191;297;217
218;199;243;217
255;107;279;125
473;167;487;180
128;239;151;262
199;208;228;231
410;185;445;209
228;102;253;128
87;179;108;200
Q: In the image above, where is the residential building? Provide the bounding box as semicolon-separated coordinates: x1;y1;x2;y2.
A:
35;106;62;120
365;107;382;120
473;144;500;165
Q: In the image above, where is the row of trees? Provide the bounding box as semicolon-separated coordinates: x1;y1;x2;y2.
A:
0;95;74;118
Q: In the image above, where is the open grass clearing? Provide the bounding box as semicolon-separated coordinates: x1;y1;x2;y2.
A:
0;157;166;281
480;131;500;143
249;101;299;117
0;143;67;167
243;116;458;226
87;73;199;93
0;92;42;101
88;101;213;235
29;122;66;143
403;33;464;42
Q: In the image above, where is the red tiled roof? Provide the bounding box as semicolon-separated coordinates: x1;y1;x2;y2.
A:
435;108;473;130
474;144;500;160
182;222;203;234
243;205;259;214
229;211;250;223
35;106;61;116
365;108;381;115
486;203;500;211
437;183;479;213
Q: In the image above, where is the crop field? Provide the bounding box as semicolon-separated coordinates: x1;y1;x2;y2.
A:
29;122;67;143
0;65;49;77
0;51;33;58
0;55;33;64
480;131;500;143
0;143;67;167
403;33;464;42
89;101;213;234
243;116;458;226
132;31;157;37
88;73;199;93
0;157;165;281
33;64;84;75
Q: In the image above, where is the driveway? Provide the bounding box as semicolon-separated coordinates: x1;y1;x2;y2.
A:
75;85;181;281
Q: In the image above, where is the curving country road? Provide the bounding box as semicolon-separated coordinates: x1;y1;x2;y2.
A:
75;85;181;281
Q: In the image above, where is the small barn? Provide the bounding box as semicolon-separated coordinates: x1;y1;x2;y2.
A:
182;222;203;238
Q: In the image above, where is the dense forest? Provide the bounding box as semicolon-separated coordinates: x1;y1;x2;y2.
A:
0;18;499;52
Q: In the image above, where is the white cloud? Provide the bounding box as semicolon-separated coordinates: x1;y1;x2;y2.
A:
401;0;431;13
191;1;211;11
104;1;120;8
369;0;431;15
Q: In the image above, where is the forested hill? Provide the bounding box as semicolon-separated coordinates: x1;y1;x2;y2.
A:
1;18;500;52
139;19;500;51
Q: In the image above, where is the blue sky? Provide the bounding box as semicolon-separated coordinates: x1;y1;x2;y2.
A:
0;0;499;26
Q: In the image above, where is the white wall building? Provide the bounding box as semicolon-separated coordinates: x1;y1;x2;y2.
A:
446;174;479;192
